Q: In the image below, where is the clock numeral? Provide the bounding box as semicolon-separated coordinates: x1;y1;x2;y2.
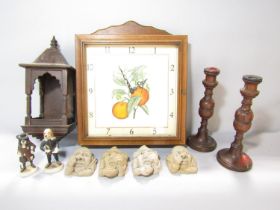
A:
129;46;135;54
170;88;174;95
170;112;174;118
106;128;111;135
154;47;157;54
105;46;110;53
170;64;175;71
88;88;93;94
130;129;134;135
87;64;94;71
89;112;94;118
153;128;157;135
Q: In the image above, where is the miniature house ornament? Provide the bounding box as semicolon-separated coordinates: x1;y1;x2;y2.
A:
16;133;38;177
166;146;198;174
132;145;161;176
99;147;129;178
65;147;97;176
19;36;76;138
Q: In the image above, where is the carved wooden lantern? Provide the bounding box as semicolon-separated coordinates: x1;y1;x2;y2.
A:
19;36;76;138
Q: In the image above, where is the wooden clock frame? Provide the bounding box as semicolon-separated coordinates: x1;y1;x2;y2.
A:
75;21;187;146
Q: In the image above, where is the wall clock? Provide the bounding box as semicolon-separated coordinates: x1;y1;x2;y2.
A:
75;21;187;146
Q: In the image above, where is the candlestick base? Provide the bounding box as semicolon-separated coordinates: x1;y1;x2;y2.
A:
217;148;252;172
187;135;217;152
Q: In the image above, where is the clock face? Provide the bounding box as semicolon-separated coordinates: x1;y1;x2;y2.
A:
86;44;179;137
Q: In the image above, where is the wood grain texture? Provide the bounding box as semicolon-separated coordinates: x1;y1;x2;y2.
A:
92;20;170;35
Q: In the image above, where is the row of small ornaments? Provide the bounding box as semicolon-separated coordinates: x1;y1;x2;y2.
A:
65;145;197;178
24;146;198;177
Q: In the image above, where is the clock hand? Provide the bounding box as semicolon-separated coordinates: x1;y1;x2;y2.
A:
137;79;147;87
119;67;135;94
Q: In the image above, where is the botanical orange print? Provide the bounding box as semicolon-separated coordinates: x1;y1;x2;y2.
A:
112;66;149;119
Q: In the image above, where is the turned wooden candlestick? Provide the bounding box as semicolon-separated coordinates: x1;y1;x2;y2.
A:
217;75;262;172
187;67;220;152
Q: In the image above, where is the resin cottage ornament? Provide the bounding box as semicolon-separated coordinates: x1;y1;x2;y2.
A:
166;146;197;174
132;145;161;176
99;147;129;178
65;147;97;176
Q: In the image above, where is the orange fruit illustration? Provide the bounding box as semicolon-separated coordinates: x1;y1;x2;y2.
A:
131;87;149;106
112;102;128;119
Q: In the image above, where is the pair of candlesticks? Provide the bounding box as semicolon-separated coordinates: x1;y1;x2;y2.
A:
188;67;262;172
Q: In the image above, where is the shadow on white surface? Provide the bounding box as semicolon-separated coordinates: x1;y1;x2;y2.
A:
133;173;160;184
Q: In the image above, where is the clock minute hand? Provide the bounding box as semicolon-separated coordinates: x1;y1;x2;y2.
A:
119;67;135;94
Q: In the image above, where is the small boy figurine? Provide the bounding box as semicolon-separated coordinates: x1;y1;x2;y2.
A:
16;133;37;176
40;128;64;173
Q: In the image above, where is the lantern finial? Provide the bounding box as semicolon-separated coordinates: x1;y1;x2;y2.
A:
50;36;58;48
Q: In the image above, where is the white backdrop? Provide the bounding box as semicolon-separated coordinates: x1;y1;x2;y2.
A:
0;0;279;210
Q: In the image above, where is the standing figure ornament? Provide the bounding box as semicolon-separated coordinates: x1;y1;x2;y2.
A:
17;133;38;177
188;67;220;152
217;75;262;172
40;128;64;173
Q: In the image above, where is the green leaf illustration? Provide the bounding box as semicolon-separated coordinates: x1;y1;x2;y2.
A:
140;104;149;115
113;72;127;86
127;96;141;115
112;89;127;100
128;65;146;85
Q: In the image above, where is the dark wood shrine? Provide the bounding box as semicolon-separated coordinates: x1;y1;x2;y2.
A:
19;37;76;138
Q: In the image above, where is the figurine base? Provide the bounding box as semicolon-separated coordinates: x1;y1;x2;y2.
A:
19;166;38;177
217;148;252;172
43;162;64;174
187;135;217;152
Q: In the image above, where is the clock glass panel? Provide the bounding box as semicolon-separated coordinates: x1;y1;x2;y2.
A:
86;44;178;137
